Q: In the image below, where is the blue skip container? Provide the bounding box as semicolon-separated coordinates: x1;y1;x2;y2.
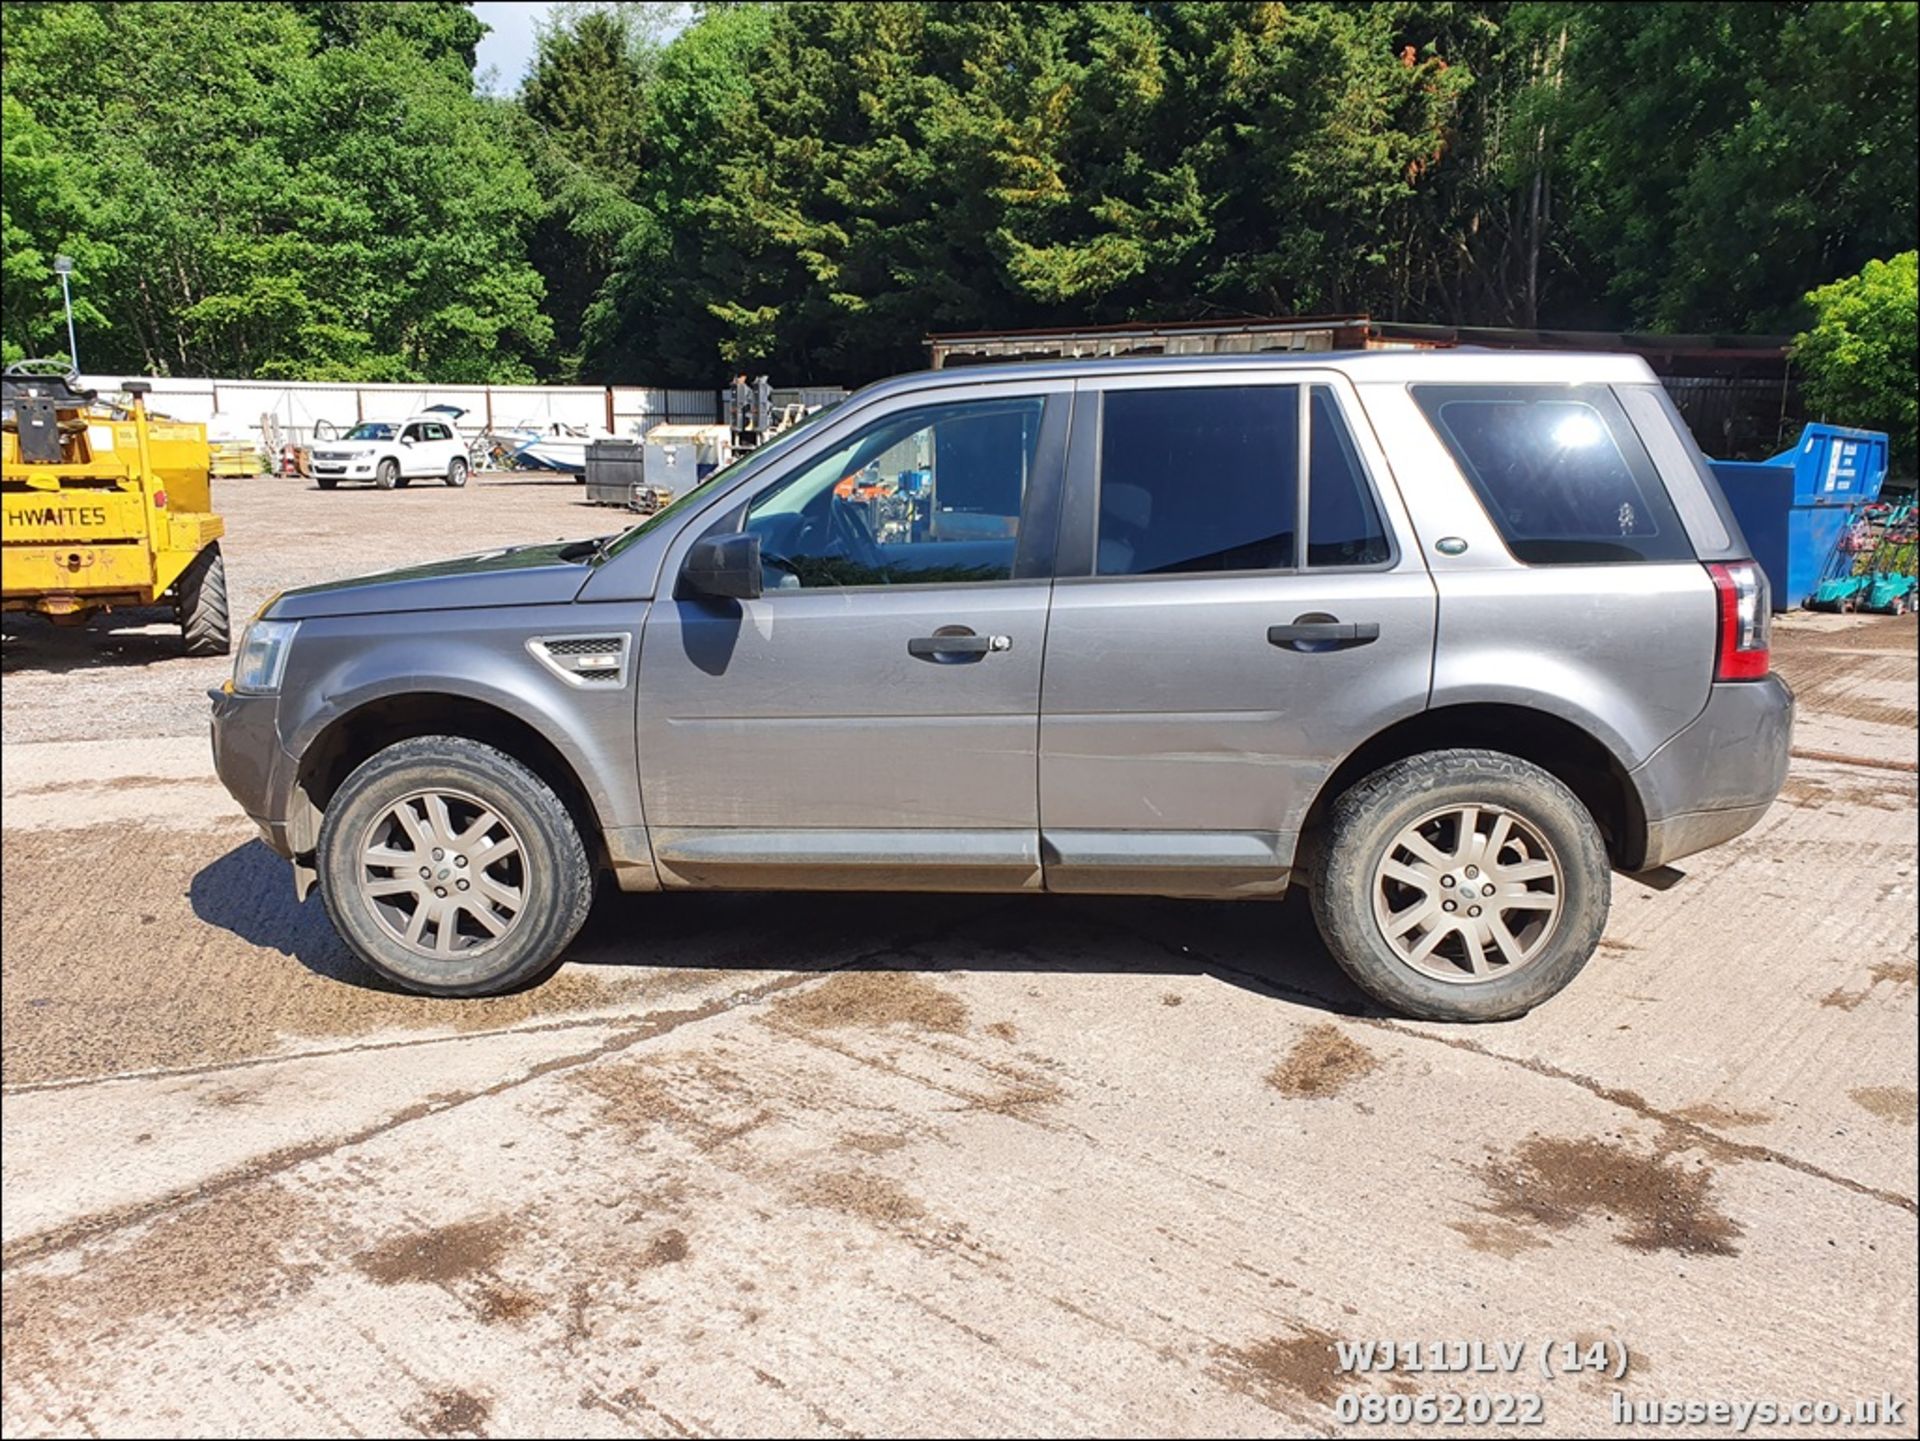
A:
1708;424;1890;611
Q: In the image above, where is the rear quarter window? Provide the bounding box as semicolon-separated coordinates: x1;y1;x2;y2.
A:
1413;384;1694;564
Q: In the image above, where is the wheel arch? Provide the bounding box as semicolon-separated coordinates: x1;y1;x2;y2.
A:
1298;703;1650;870
287;692;605;868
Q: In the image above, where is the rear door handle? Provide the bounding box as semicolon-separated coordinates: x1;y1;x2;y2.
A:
1267;619;1380;651
908;631;1012;662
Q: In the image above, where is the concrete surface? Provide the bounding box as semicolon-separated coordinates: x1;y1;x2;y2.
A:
3;474;1915;1437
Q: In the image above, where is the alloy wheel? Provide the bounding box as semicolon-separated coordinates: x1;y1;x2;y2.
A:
357;789;528;960
1370;803;1564;983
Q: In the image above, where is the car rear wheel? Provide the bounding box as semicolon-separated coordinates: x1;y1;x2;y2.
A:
375;458;399;491
316;737;594;996
445;457;469;488
1309;748;1610;1021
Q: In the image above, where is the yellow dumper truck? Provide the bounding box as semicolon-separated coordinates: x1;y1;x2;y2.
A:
1;363;230;655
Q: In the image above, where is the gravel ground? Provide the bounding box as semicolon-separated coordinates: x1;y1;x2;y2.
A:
2;473;1914;1437
1;470;617;745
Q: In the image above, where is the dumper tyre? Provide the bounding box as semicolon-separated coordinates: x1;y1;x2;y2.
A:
1309;749;1609;1022
317;736;594;996
446;457;469;488
375;458;400;490
176;543;231;657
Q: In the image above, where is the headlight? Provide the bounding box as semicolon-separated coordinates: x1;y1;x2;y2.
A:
233;618;299;694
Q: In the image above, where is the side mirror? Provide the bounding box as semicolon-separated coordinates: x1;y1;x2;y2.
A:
399;435;415;447
681;532;763;601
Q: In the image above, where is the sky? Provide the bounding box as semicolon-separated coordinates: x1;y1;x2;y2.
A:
471;1;561;96
471;2;693;97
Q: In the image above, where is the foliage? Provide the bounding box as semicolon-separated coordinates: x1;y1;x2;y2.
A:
2;1;1914;389
0;0;547;380
1;93;116;364
1545;2;1918;332
1794;253;1918;477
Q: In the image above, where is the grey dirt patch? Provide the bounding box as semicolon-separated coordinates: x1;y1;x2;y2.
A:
642;1229;690;1267
2;1182;319;1385
795;1170;927;1226
0;822;638;1085
4;972;820;1270
355;1216;514;1287
1353;1016;1920;1216
1669;1102;1774;1129
768;970;969;1033
1267;1023;1379;1099
839;1131;912;1155
405;1387;491;1438
1213;1324;1345;1412
472;1281;541;1324
1849;1086;1919;1126
1476;1134;1744;1256
1446;1217;1553;1258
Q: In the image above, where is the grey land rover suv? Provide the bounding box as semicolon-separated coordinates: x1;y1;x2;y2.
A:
210;351;1791;1021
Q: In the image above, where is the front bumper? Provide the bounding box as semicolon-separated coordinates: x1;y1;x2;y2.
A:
1628;673;1795;870
208;684;296;859
310;456;377;479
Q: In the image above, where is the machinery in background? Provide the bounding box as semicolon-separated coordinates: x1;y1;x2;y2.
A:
725;375;846;453
1;361;230;654
581;378;847;513
584;423;731;513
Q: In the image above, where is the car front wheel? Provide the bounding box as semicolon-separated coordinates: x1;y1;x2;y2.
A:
316;737;594;995
1309;748;1610;1022
374;458;400;491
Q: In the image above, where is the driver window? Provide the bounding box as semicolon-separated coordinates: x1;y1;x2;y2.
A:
743;397;1044;589
401;423;423;442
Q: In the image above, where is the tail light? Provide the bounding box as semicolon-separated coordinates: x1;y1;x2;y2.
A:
1707;561;1770;680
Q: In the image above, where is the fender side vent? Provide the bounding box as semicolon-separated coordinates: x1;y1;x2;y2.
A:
527;633;632;687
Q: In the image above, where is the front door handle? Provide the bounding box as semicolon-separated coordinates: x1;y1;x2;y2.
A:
1267;617;1380;651
908;630;1012;662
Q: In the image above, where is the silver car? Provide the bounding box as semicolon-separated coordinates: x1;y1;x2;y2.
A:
210;351;1791;1021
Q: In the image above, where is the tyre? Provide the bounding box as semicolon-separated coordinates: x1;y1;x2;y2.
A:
375;458;400;491
175;543;231;657
1309;749;1610;1022
445;457;469;488
316;737;594;996
316;475;338;491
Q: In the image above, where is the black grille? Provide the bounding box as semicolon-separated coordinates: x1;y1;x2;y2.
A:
543;637;622;656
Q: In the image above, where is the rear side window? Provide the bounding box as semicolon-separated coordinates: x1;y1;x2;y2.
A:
1098;386;1297;575
1308;386;1391;567
1413;384;1693;564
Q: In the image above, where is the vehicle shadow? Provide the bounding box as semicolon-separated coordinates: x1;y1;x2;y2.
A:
188;838;1374;1017
1;612;193;675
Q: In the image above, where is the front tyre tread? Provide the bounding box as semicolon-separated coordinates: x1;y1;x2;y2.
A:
316;736;593;996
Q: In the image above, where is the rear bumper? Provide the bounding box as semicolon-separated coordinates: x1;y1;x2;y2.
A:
1628;674;1794;869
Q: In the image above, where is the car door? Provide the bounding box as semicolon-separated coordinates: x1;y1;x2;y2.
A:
422;420;459;475
1038;370;1436;895
636;379;1072;891
397;421;430;477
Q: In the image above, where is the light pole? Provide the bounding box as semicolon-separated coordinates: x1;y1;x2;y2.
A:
52;254;78;373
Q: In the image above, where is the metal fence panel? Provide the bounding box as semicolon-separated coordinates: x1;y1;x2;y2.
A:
72;375;705;447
